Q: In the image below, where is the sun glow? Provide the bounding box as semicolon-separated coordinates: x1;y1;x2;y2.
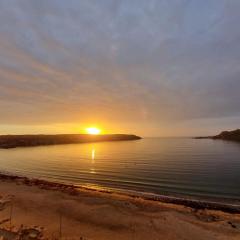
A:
86;127;101;135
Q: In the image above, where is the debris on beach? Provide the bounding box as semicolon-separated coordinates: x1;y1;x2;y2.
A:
0;226;43;240
0;194;44;240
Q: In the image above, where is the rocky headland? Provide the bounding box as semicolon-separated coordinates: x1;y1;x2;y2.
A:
195;129;240;142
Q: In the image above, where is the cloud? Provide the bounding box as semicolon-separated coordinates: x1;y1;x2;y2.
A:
0;0;240;135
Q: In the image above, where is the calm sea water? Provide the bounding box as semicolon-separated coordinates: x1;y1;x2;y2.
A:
0;138;240;201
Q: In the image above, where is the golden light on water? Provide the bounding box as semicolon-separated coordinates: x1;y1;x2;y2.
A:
86;127;101;135
91;149;95;162
90;148;96;174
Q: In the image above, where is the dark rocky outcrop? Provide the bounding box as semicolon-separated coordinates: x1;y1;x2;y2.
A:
212;129;240;141
195;129;240;142
0;134;141;149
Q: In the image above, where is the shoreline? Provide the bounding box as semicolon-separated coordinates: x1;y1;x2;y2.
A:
0;172;240;239
0;134;141;149
0;172;239;214
194;129;240;142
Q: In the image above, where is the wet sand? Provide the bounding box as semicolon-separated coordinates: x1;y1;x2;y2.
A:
0;174;239;239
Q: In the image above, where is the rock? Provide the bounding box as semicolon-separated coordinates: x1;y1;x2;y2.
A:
195;129;240;142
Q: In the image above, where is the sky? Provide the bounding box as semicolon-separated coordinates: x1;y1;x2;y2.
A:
0;0;240;137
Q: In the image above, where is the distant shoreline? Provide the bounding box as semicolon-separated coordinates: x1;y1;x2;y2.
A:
0;172;239;214
0;133;142;149
194;129;240;142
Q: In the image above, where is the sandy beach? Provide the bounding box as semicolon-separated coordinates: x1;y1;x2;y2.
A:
0;175;239;239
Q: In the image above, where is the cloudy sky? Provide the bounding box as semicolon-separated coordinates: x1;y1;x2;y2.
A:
0;0;240;136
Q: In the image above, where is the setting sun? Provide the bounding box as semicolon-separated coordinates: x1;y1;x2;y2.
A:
86;127;101;135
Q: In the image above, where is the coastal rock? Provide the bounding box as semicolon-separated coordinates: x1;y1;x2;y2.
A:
195;129;240;142
213;129;240;141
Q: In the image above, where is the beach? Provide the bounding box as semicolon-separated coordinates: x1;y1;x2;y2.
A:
0;175;239;239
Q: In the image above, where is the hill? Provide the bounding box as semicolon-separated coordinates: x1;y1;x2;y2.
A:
212;129;240;141
195;129;240;142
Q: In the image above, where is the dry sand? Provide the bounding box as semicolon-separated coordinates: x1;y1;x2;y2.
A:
0;177;239;240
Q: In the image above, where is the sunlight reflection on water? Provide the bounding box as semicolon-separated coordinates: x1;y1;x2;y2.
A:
90;148;96;174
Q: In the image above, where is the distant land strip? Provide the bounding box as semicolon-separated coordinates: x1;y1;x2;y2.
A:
0;134;142;149
195;129;240;142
